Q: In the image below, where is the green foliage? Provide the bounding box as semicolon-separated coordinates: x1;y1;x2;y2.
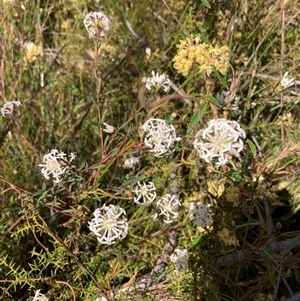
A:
1;0;300;300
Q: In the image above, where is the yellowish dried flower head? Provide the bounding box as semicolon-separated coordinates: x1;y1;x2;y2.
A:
217;228;239;246
172;35;229;76
225;185;240;207
24;42;42;64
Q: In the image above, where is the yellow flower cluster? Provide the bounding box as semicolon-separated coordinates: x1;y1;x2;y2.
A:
162;0;186;18
24;42;42;64
217;228;239;246
98;42;117;56
172;35;229;76
253;293;283;301
225;185;240;207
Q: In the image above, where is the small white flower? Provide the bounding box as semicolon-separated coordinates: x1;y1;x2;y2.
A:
1;101;21;117
69;152;76;162
133;181;157;204
39;149;75;183
94;298;108;301
103;122;114;133
141;118;181;157
194;118;245;167
145;47;151;57
33;289;49;301
280;72;295;89
189;202;214;228
84;11;110;39
170;249;188;272
88;205;128;245
146;71;170;93
124;157;140;169
156;194;181;224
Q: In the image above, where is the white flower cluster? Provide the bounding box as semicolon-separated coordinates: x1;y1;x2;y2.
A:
170;248;189;272
39;149;75;184
124;157;140;169
156;194;181;224
280;72;295;89
133;181;157;204
189;202;214;228
146;71;170;93
194;118;246;167
132;182;180;223
141;118;181;157
89;183;181;244
33;289;48;301
89;205;128;245
84;11;110;39
1;101;21;117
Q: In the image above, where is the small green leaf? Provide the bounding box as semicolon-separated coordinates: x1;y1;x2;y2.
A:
294;268;300;282
212;66;228;88
90;164;106;170
62;208;77;214
38;191;49;201
156;270;167;282
196;158;201;168
200;100;209;117
97;78;102;94
109;148;119;158
247;139;257;157
269;269;277;289
92;124;101;135
228;170;244;184
191;234;209;247
265;242;274;256
187;111;200;134
204;94;220;106
191;236;201;246
265;257;273;269
104;134;110;146
201;0;211;8
123;175;145;185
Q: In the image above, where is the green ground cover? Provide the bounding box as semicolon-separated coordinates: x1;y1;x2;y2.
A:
1;0;300;300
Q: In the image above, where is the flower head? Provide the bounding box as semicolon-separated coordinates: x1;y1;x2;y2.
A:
145;47;152;57
280;72;295;89
84;11;110;39
156;194;181;224
172;35;229;76
146;71;170;93
33;289;49;301
217;228;239;246
170;249;189;272
133;181;156;204
1;101;21;117
39;149;75;183
88;205;128;245
124;157;140;169
189;202;214;228
103;122;114;133
141;118;181;157
24;42;42;64
194;118;245;167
